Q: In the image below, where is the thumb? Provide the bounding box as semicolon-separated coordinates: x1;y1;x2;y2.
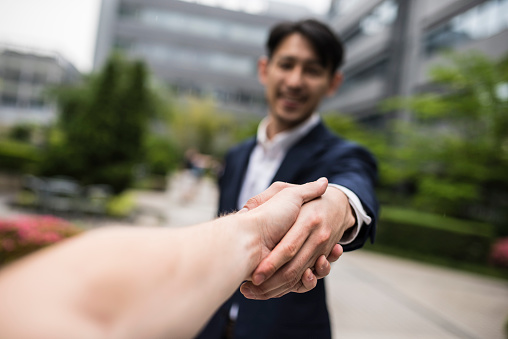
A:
295;177;328;204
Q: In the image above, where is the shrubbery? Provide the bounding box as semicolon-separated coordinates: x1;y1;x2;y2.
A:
0;215;81;266
41;54;155;193
490;238;508;269
376;206;494;264
0;140;40;173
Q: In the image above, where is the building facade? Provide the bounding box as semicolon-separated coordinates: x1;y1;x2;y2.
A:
324;0;508;126
94;0;318;116
0;44;81;126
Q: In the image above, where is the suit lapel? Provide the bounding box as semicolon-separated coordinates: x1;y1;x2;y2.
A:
272;122;330;184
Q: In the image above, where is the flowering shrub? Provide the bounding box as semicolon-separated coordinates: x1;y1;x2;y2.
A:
0;215;81;266
489;238;508;269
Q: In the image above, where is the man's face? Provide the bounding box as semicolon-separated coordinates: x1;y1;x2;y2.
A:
258;33;342;132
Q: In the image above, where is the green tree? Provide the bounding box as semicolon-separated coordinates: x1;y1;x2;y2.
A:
383;52;508;232
170;96;242;158
42;55;156;193
322;113;396;203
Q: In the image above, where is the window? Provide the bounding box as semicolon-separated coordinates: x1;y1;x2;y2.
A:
130;42;256;76
360;0;398;36
424;0;508;56
118;4;267;46
332;0;364;17
1;94;17;107
343;0;398;47
339;58;388;93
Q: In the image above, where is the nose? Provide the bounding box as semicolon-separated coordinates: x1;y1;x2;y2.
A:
286;67;304;88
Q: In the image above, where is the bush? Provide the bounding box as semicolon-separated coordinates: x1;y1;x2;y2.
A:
8;124;34;142
145;136;181;176
0;215;82;266
42;54;156;194
490;238;508;269
106;191;136;218
0;140;40;173
377;206;494;264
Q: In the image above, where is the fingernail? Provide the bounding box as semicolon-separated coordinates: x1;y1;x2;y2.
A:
253;273;265;285
318;177;327;183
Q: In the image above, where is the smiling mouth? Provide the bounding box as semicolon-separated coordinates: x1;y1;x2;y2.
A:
279;93;306;108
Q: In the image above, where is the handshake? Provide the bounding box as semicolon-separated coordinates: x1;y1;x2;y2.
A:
0;178;354;339
234;177;347;300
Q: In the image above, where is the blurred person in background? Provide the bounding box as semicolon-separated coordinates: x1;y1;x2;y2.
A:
0;179;331;339
197;19;379;339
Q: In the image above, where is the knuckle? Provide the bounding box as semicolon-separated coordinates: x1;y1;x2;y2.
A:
262;260;278;276
282;266;300;284
282;241;299;259
308;213;323;227
316;229;331;246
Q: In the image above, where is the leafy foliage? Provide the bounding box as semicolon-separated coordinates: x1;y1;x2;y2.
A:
382;52;508;232
0;140;40;173
170;96;259;159
42;54;156;193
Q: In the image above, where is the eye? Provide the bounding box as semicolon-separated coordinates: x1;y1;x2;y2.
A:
277;61;293;70
305;66;325;76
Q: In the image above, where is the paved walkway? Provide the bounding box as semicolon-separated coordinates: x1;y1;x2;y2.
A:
2;172;508;339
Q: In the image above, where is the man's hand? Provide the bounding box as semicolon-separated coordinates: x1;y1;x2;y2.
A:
242;179;327;270
241;186;354;300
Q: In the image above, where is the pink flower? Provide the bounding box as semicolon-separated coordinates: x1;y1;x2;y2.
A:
0;215;81;264
490;238;508;269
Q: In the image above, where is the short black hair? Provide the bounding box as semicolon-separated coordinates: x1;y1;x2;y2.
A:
266;19;344;74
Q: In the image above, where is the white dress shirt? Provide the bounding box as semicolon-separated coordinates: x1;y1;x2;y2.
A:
237;113;371;245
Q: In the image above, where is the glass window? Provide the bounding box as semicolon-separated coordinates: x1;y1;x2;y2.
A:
339;58;388;94
119;4;267;46
1;94;17;106
332;0;364;17
343;0;398;48
130;42;255;76
360;0;398;36
424;0;508;56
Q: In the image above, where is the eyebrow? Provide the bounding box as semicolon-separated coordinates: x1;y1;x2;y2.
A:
276;56;324;67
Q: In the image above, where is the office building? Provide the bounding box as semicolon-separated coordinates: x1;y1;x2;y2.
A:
94;0;320;115
325;0;508;126
0;44;81;126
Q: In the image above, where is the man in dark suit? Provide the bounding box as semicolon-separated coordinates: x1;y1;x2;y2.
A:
197;19;378;339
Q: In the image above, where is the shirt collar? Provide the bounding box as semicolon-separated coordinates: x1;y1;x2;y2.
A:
256;113;320;154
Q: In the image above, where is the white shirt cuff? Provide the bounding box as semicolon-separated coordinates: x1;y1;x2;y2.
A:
328;184;372;245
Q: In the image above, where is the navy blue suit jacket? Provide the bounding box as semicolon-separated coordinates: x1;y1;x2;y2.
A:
196;122;378;339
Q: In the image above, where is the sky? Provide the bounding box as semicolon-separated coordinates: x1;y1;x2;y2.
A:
0;0;330;74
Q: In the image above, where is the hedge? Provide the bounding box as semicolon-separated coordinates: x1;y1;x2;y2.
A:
376;206;494;264
0;140;40;173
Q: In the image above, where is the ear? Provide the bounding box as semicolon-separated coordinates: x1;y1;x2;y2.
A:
258;56;269;86
326;72;343;97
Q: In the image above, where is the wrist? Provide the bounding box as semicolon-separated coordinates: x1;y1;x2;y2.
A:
229;212;263;280
324;186;356;230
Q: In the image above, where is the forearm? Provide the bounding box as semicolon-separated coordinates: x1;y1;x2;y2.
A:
0;214;260;339
113;215;259;338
